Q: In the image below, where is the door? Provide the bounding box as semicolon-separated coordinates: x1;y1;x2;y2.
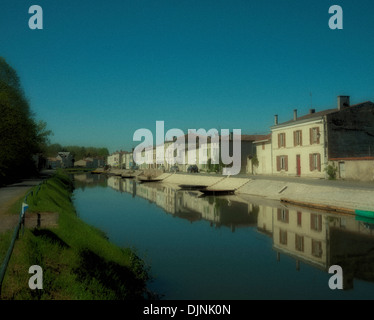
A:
339;162;345;179
296;155;301;176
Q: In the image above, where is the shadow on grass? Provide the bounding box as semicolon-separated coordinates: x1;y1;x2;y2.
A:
74;249;152;300
32;229;70;249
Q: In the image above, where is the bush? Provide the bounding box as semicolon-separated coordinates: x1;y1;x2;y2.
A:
325;163;338;180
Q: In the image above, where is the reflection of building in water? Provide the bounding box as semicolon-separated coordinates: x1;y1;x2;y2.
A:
272;208;327;269
107;176;123;192
106;178;374;289
263;204;374;289
112;180;258;229
73;173;107;190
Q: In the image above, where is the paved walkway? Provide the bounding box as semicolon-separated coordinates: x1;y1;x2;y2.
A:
0;179;43;216
184;172;374;191
163;172;374;212
0;171;54;233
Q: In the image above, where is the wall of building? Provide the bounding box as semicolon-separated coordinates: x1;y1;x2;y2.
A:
272;207;328;269
327;102;374;159
330;159;374;181
271;120;325;178
251;141;272;174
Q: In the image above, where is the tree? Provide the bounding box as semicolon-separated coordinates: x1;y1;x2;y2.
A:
0;57;51;184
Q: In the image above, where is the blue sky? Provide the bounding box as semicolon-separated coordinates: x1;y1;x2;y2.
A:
1;0;374;153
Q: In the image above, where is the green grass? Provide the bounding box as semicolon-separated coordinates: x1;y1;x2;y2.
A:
0;169;152;300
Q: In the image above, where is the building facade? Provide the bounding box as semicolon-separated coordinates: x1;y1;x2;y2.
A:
268;96;374;180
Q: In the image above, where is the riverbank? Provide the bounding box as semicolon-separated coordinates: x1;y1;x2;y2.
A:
156;173;374;214
0;170;151;300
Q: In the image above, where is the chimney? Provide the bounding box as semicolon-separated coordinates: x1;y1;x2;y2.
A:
309;108;315;114
274;115;278;125
293;109;297;121
338;96;350;110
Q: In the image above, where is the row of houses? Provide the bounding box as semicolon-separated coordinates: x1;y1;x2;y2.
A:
107;95;374;180
74;157;106;168
107;134;269;174
47;152;106;169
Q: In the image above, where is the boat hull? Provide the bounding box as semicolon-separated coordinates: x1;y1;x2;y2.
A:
355;209;374;219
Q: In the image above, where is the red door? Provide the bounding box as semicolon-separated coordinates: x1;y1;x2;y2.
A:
296;155;301;176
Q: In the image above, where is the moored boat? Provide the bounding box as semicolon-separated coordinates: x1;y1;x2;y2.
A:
198;188;236;196
355;209;374;219
137;177;163;183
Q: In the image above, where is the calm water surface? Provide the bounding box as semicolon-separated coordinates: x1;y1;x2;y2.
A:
73;173;374;299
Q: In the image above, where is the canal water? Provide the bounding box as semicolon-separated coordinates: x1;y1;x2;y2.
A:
73;173;374;300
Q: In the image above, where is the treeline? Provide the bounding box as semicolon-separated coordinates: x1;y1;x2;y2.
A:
0;57;51;185
46;144;109;160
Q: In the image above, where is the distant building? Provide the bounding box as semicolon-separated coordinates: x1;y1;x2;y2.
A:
47;152;73;169
74;159;90;168
47;157;61;169
107;151;130;168
251;134;272;175
56;152;74;168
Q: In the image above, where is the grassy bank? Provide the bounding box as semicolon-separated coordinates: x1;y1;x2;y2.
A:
0;170;152;300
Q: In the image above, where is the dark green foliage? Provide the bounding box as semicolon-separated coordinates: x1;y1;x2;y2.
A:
0;57;52;185
44;144;109;160
325;163;338;180
75;248;150;300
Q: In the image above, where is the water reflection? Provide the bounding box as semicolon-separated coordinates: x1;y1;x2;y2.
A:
74;174;374;291
106;176;259;230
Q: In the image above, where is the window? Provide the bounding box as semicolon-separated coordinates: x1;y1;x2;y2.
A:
295;234;304;252
310;127;320;144
278;133;286;148
309;153;321;171
294;130;302;146
279;230;287;245
276;155;288;171
311;240;323;257
310;213;322;231
277;208;289;223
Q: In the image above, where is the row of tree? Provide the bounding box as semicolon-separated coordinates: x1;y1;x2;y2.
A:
45;144;109;161
0;57;53;185
0;57;109;185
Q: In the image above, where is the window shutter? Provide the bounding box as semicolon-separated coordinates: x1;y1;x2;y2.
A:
278;134;281;148
285;156;288;171
300;130;302;146
316;127;320;144
309;154;313;171
283;133;286;147
317;153;321;171
318;214;322;231
276;156;281;171
310;128;313;145
293;131;296;146
297;211;302;226
277;208;281;220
